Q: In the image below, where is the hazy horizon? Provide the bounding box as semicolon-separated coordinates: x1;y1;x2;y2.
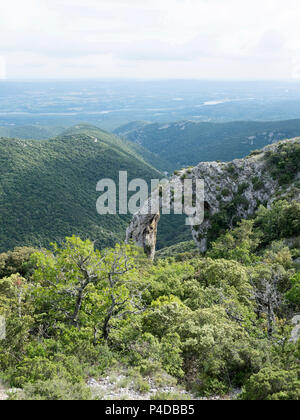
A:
3;78;300;82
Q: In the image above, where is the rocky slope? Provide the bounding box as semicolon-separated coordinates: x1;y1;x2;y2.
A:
0;385;7;401
87;375;240;401
126;138;300;259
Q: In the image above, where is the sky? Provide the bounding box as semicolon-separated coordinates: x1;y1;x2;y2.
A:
1;0;300;80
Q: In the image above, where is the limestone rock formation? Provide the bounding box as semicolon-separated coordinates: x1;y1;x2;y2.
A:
126;138;300;259
126;210;160;260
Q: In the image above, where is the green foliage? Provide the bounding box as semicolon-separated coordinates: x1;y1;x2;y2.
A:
238;182;249;195
156;241;197;259
0;126;195;252
255;200;300;245
150;391;191;400
252;176;264;191
240;367;300;400
205;194;256;247
1;122;299;401
7;355;85;388
266;141;300;185
286;272;300;309
0;124;63;140
262;241;294;270
116;119;300;171
221;188;231;197
0;238;137;391
195;258;253;303
0;203;299;401
160;333;184;378
0;247;37;279
0;128;162;252
0;273;35;371
208;220;259;264
9;378;92;400
139;262;268;394
32;237;139;340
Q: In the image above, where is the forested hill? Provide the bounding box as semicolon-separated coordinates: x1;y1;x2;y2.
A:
0;125;64;140
115;119;300;171
0;125;162;252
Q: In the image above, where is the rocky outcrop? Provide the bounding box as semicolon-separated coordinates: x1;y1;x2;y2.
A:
126;210;160;260
291;315;300;343
126;138;300;259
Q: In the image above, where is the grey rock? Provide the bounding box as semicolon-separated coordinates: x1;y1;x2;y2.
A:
126;138;300;259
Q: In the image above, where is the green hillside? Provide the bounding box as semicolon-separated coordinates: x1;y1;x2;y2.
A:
0;125;64;140
61;124;170;172
0;125;162;252
115;119;300;171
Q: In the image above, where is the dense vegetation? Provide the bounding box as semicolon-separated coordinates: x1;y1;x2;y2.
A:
115;119;300;171
0;199;299;400
0;126;165;252
0;125;64;140
0;125;192;253
0;126;299;400
1;126;299;255
265;141;300;185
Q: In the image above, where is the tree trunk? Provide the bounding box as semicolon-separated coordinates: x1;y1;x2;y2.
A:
102;314;111;341
72;289;84;328
93;327;98;346
267;301;274;338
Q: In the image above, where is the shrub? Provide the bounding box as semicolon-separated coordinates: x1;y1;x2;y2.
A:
266;142;300;185
240;367;300;400
285;272;300;309
255;200;300;245
238;182;249;195
221;188;231;197
7;355;85;388
0;247;37;279
252;176;264;191
151;391;191;400
8;377;92;400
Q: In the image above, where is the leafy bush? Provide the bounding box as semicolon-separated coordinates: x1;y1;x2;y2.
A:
266;142;300;185
221;188;231;197
0;247;37;279
255;200;300;245
151;391;191;400
7;354;85;388
208;220;259;264
240;367;300;400
286;272;300;309
1;215;299;401
252;176;264;191
9;378;92;400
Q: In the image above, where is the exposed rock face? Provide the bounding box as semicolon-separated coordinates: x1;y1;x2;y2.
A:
126;138;300;259
291;315;300;343
126;210;160;260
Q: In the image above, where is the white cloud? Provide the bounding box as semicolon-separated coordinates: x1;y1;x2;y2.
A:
1;0;300;79
292;59;300;80
0;56;7;79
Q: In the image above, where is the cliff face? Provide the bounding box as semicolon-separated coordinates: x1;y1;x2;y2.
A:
126;209;160;260
126;138;300;259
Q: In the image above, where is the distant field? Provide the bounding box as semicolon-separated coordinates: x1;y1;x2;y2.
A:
1;80;300;131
